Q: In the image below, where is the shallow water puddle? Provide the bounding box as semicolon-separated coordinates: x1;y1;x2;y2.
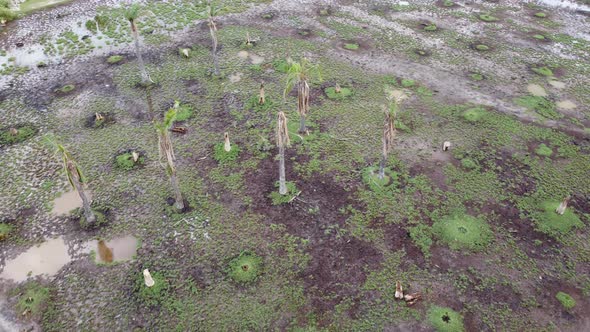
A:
0;236;138;282
51;190;91;216
556;100;577;110
527;84;547;97
537;0;590;11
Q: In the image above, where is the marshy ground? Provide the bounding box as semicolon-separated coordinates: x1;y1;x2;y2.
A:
0;0;590;331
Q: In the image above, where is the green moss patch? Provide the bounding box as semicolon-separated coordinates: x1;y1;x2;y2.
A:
534;143;553;157
461;158;477;170
56;84;75;94
135;270;170;307
269;181;299;205
534;11;547;18
423;23;438;31
428;306;465;332
15;282;50;318
535;201;583;237
462;107;488;122
432;214;493;251
441;0;456;7
0;125;37;146
362;166;399;193
107;55;124;64
343;42;360;50
227;251;263;284
174;103;194;121
470;72;485;81
213;142;240;164
115;151;145;170
531;66;553;77
0;223;12;241
324;86;353;100
474;44;490;51
515;96;562;119
478;13;499;22
556;291;575;310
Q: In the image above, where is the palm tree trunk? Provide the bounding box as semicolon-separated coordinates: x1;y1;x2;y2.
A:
170;172;185;210
279;145;287;195
131;21;151;85
379;154;386;180
209;21;219;76
74;179;96;224
298;81;310;134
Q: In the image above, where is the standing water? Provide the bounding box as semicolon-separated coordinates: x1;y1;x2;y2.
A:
535;0;590;11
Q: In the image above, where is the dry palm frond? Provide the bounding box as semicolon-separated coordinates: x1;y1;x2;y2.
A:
181;48;190;58
276;111;290;148
143;269;155;287
297;80;310;118
224;132;231;152
395;281;404;299
335;83;341;93
259;82;265;104
382;105;396;157
9;127;18;136
404;292;422;306
95;113;104;121
556;196;571;215
132;151;140;162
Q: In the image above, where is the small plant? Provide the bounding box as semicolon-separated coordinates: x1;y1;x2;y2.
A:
556;291;575;310
474;44;490;51
56;84;75;94
269;181;299;205
533;34;546;41
462;107;488;122
401;79;416;88
531;66;553;77
432;214;493;251
115;151;144;170
107;55;124;64
535;201;583;237
324;85;353;100
0;125;37;146
227;251;263;284
0;223;12;241
134;270;169;307
478;13;499;22
213;141;240;164
15;282;50;318
442;0;455;7
535;143;552;157
470;73;485;81
173;102;194;121
461;158;477;170
76;201;110;230
362;166;398;192
423;24;438;31
534;12;547;18
515;96;561;119
427;306;465;332
343;42;360;50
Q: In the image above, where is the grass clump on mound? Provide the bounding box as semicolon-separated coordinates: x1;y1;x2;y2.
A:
478;14;499;22
56;84;75;94
0;223;12;241
423;24;438;31
15;282;50;318
534;12;547;18
535;201;583;237
362;166;399;193
343;42;360;50
515;96;561;120
475;44;490;51
462;107;488;122
135;271;170;307
535;143;553;157
107;55;124;64
227;251;263;284
269;181;299;205
0;125;37;145
556;291;575;310
213;142;240;164
115;152;144;170
432;214;493;251
325;86;353;100
244;95;276;113
428;306;465;332
531;66;553;77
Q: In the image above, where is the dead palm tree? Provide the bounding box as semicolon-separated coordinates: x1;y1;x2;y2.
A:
156;108;184;210
44;135;96;224
276;111;290;195
124;4;153;86
259;82;265;104
283;58;321;134
379;100;398;180
206;5;220;76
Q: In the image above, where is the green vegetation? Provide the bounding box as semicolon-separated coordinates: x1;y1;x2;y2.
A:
362;166;398;193
107;55;124;64
427;306;465;332
442;0;455;7
269;181;299;205
432;214;493;251
470;72;484;81
56;84;75;94
343;42;360;50
533;34;546;41
227;251;263;284
475;44;490;51
534;201;583;237
115;152;144;170
478;14;499;22
213;142;240;164
424;24;438;31
515;95;562;119
325;86;353;100
461;158;477;170
462;107;488;122
15;282;50;318
555;291;575;310
401;78;416;88
0;0;17;22
135;271;170;307
534;12;547;18
531;66;553;77
174;103;194;121
0;222;12;241
0;125;37;145
535;143;553;157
